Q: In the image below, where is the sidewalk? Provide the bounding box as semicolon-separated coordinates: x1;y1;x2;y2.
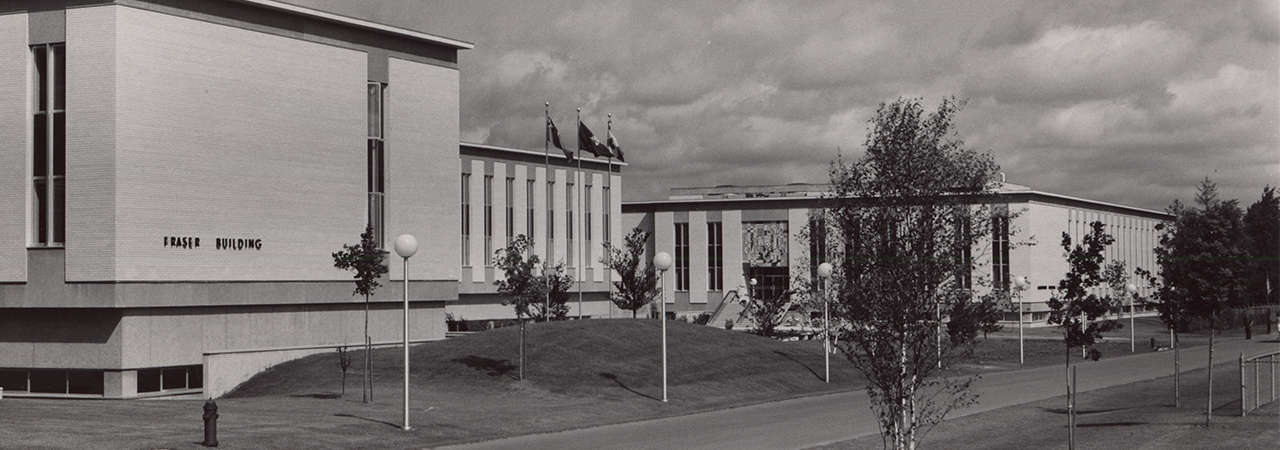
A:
434;335;1280;450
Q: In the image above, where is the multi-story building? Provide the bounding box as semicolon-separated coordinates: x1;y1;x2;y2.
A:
0;0;471;399
623;182;1173;326
454;143;624;321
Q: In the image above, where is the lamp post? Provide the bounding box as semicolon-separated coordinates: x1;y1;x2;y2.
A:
817;263;833;383
1013;276;1028;364
653;251;673;402
1126;283;1137;352
393;234;418;431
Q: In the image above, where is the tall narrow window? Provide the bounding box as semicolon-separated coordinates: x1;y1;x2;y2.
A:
367;82;386;246
708;222;723;291
547;180;554;260
32;44;65;246
566;181;574;267
602;186;611;265
461;173;471;266
483;175;494;264
675;223;690;291
808;215;827;282
955;210;973;290
526;179;535;238
992;214;1010;290
585;183;592;266
505;177;515;246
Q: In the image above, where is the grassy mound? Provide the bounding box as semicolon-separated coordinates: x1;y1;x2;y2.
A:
227;319;864;401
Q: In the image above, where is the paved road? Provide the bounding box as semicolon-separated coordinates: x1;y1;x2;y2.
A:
435;337;1280;450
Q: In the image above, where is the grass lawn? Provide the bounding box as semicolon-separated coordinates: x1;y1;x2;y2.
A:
0;317;1269;449
811;361;1280;450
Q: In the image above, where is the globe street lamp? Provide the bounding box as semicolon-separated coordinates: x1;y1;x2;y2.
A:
653;251;673;402
1013;276;1029;364
1126;283;1138;352
393;234;418;431
817;262;833;383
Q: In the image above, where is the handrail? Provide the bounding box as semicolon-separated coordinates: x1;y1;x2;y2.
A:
1241;350;1280;416
707;290;741;327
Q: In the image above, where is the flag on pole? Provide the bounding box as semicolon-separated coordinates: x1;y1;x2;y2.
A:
548;118;572;161
607;128;624;162
578;121;611;158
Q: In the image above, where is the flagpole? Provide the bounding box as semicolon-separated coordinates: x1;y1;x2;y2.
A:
544;102;551;318
606;114;614;318
576;108;584;320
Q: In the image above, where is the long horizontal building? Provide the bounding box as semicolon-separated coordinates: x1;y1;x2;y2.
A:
623;182;1173;327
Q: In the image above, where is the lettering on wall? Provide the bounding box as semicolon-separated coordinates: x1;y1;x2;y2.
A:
163;236;263;250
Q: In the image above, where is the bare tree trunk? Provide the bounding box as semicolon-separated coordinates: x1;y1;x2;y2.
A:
1206;320;1215;425
519;316;526;381
1174;331;1180;407
364;295;370;403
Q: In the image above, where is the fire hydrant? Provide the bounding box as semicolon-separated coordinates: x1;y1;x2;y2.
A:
202;400;219;447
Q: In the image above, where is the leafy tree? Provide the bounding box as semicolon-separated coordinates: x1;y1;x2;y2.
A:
1048;221;1122;362
605;228;659;318
825;97;1001;450
539;260;573;321
947;292;1005;344
1244;186;1279;305
738;288;794;338
332;224;388;403
494;235;541;381
1143;179;1249;423
494;235;575;380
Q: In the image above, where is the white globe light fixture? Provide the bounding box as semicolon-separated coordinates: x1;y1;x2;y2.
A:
1126;283;1138;352
653;252;672;402
393;234;417;431
1013;276;1029;364
817;263;833;383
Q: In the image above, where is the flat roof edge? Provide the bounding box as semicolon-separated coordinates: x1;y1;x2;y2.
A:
229;0;474;49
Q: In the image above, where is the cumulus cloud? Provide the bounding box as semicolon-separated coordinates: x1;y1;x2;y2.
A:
290;0;1277;210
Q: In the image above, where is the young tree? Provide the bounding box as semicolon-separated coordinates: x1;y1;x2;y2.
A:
947;292;1004;344
494;235;541;381
332;224;388;403
738;288;794;338
1144;179;1249;423
336;346;353;397
605;228;659;318
826;97;1001;450
1048;221;1122;363
539;260;573;321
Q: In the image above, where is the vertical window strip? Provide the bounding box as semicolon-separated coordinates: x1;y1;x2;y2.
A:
367;82;386;247
567;181;574;267
675;223;690;291
461;173;470;266
708;222;723;291
547;180;554;261
484;175;494;265
506;177;515;246
32;44;65;246
603;186;611;263
992;214;1009;290
585;184;592;265
526;179;535;238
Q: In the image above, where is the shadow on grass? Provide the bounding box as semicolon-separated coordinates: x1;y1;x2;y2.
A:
774;351;823;381
1038;407;1142;415
290;393;342;399
334;413;400;429
1077;421;1148;427
452;355;518;379
599;372;661;401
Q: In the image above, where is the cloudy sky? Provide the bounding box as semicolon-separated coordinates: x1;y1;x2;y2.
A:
291;0;1277;211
